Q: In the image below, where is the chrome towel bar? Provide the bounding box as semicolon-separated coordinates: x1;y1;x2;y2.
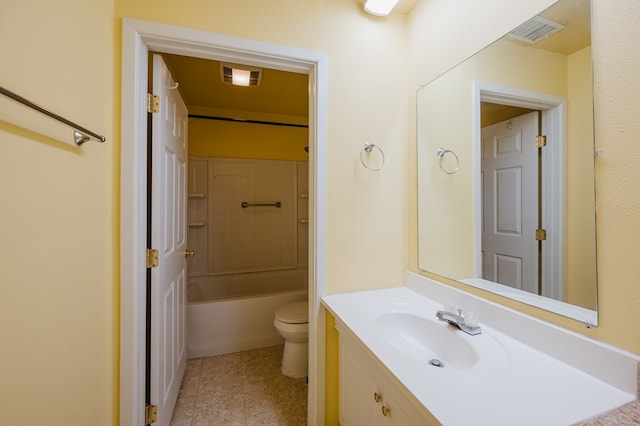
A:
241;201;281;208
0;85;106;146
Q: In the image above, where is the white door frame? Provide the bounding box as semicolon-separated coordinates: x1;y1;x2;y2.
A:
472;81;566;300
120;17;328;426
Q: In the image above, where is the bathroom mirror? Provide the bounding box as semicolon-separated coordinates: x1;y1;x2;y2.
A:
417;0;597;325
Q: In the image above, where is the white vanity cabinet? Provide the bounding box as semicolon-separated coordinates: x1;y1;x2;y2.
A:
337;323;435;426
324;279;639;425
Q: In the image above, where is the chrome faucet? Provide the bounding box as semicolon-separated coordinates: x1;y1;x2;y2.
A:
436;309;482;335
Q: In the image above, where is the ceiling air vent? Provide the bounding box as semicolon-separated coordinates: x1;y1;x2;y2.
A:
507;15;565;44
220;63;262;87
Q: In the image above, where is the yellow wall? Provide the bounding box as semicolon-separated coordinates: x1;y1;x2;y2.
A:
188;117;309;161
1;0;638;425
0;0;117;425
325;312;340;425
3;0;408;424
116;0;409;295
409;0;640;355
566;46;597;308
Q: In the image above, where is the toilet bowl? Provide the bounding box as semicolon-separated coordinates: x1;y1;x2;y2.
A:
274;300;309;378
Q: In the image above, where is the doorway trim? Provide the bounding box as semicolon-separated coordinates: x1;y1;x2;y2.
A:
120;18;328;425
472;81;566;300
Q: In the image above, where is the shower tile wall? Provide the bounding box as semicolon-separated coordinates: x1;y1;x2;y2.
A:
188;157;307;277
187;159;209;276
297;162;308;268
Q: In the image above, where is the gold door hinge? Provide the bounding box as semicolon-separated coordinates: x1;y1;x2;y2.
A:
145;404;158;424
535;229;547;241
535;135;547;148
146;248;159;268
147;93;160;113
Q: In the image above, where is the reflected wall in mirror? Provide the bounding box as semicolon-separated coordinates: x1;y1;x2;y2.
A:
417;0;597;325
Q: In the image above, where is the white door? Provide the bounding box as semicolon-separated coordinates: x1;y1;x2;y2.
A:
481;111;538;293
150;53;188;426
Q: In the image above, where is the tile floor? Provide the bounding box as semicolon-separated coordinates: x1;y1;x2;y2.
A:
170;345;308;426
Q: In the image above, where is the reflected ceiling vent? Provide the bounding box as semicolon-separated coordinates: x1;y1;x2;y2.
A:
507;15;566;44
220;63;262;87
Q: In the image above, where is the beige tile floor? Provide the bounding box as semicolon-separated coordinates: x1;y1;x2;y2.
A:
170;345;308;426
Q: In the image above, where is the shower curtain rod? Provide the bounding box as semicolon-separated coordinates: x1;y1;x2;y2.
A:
189;114;308;129
0;85;106;145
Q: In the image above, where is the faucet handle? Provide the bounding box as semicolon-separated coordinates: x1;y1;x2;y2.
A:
463;311;479;327
445;304;459;314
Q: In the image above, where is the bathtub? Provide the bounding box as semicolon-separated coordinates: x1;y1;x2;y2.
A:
186;268;308;358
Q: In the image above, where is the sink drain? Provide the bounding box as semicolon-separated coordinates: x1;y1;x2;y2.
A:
428;358;444;368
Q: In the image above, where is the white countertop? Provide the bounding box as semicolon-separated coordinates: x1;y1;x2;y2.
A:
323;276;638;425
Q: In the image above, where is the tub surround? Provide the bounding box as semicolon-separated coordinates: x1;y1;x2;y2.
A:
187;157;308;278
322;271;639;425
188;268;307;303
185;157;310;359
187;289;307;358
187;269;308;358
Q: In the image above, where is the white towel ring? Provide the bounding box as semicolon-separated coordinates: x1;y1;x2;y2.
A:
360;143;385;171
437;147;459;174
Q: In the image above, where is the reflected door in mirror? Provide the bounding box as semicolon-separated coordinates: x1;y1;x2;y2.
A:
482;111;538;294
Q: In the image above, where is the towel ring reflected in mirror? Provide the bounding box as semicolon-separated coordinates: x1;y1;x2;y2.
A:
360;142;385;171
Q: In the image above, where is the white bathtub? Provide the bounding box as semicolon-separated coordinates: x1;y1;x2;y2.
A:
187;268;308;358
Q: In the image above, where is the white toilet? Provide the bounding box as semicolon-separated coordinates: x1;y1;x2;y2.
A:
273;300;309;378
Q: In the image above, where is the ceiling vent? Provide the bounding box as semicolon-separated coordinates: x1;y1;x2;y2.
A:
507;15;566;44
220;63;262;87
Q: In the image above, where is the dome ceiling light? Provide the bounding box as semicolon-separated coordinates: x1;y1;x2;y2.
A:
364;0;400;16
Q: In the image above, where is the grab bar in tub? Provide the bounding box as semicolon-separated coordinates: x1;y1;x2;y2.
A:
241;201;281;208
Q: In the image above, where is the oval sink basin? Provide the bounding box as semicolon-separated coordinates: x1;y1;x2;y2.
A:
375;312;478;370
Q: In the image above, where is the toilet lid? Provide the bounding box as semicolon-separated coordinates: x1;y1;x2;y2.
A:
275;301;308;324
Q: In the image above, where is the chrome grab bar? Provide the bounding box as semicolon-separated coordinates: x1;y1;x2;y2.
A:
241;201;281;208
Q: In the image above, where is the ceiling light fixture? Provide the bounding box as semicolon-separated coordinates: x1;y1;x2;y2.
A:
220;63;262;87
232;69;251;86
364;0;400;16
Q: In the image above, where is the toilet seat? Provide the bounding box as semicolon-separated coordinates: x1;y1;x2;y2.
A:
275;301;308;324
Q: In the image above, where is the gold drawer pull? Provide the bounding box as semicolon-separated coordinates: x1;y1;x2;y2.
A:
381;405;390;416
373;392;381;403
